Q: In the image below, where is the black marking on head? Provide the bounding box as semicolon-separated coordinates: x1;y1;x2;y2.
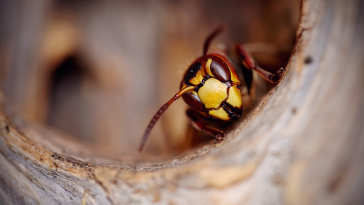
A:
222;102;242;120
195;75;211;91
5;125;9;132
185;62;201;85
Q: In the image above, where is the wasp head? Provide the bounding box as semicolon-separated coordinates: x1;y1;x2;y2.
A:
181;54;243;121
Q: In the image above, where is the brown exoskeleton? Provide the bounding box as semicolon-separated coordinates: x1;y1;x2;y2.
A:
139;27;284;152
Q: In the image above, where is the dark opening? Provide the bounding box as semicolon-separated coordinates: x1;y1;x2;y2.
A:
47;55;91;141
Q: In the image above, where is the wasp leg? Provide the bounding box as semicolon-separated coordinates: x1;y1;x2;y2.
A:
235;44;285;84
186;109;225;142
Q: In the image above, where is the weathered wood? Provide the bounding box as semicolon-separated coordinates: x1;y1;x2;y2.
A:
1;0;364;204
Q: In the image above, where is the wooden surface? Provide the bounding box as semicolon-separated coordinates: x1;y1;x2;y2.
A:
1;0;364;204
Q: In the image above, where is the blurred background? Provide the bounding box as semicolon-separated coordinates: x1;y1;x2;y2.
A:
0;0;299;159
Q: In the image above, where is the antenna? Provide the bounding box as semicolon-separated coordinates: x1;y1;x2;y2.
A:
203;26;225;56
138;86;195;152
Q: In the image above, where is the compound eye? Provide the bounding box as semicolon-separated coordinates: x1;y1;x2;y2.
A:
182;92;204;111
210;60;231;82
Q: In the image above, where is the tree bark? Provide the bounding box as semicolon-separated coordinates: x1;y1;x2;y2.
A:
1;0;364;204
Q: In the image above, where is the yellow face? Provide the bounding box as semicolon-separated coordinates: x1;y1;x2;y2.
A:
181;54;243;121
198;78;228;109
197;78;242;120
